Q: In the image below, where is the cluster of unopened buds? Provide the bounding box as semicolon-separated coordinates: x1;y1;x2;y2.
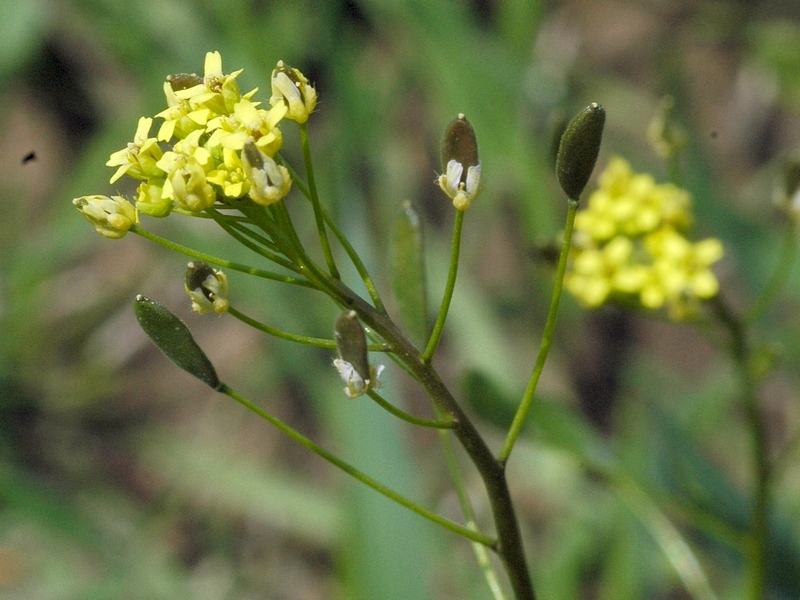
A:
565;156;724;318
73;52;315;236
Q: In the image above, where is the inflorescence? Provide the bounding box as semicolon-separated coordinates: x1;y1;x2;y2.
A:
564;156;723;319
73;51;315;237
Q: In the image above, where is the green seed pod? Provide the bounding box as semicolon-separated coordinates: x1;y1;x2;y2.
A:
556;103;606;201
334;310;370;382
134;295;221;390
167;73;203;91
441;114;479;172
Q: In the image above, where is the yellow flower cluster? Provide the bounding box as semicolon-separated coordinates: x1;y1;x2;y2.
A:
565;157;723;318
74;52;316;237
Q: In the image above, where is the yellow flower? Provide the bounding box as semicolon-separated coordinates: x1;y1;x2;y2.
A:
155;52;259;142
206;99;286;156
241;140;292;205
106;117;164;183
565;157;724;318
135;182;172;217
270;61;317;124
73;195;137;239
159;152;217;211
206;147;249;199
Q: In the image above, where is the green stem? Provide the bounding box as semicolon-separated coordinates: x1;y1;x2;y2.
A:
422;209;465;362
227;305;388;351
366;390;455;429
281;155;386;312
299;122;340;279
498;199;578;466
129;225;314;288
330;281;535;600
218;383;494;547
710;296;768;600
746;216;798;323
207;211;297;272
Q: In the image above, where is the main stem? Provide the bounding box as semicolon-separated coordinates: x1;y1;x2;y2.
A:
711;297;768;599
328;280;535;600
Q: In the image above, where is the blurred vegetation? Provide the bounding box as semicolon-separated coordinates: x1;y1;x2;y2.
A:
2;0;800;598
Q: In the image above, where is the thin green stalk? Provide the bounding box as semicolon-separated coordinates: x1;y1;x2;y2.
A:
336;285;535;600
207;211;297;272
746;216;798;323
498;199;579;466
299;121;340;279
218;383;495;547
710;296;769;600
366;390;455;429
281;155;386;312
422;209;465;362
228;305;388;351
441;428;508;600
129;225;314;288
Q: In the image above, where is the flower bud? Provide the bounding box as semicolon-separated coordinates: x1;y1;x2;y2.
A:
556;103;606;200
242;140;292;205
185;261;229;314
72;195;137;239
165;155;217;212
270;61;317;124
135;182;172;218
333;310;383;398
134;295;221;390
437;114;482;211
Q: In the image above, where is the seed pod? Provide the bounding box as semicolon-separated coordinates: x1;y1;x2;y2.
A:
167;73;203;91
441;114;479;172
134;295;221;390
334;310;370;382
556;103;606;200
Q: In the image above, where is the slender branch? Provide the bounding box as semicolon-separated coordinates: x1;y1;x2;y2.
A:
366;390;456;429
218;383;494;547
228;305;388;351
281;155;387;312
710;296;769;600
299;122;340;279
129;225;314;288
498;199;579;466
423;209;465;361
206;210;298;272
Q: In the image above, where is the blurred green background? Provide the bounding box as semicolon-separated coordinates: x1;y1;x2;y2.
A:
2;0;800;598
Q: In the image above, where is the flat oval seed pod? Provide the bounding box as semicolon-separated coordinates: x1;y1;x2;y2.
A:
134;295;221;390
334;310;371;382
556;103;606;201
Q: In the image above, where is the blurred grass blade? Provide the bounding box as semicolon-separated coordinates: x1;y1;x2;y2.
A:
390;201;429;347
